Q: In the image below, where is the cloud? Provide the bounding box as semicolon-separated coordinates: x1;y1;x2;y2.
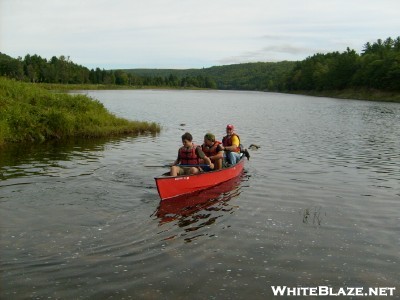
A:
218;44;316;64
1;0;400;68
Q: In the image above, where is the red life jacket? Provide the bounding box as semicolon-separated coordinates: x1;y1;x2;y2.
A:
202;141;222;157
222;133;241;153
179;145;200;165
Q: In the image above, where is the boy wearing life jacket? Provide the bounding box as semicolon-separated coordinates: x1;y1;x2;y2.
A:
170;132;214;176
201;133;224;171
221;124;241;165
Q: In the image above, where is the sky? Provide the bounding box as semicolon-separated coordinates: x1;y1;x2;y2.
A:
1;0;400;69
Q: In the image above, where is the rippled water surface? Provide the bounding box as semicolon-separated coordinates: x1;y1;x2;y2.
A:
1;90;399;299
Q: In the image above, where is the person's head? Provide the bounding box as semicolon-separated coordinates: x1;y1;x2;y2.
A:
226;124;234;135
204;133;215;146
181;132;193;147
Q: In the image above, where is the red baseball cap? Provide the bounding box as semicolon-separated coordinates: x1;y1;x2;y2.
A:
226;124;234;130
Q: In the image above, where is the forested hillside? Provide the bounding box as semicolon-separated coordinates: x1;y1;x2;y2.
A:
124;61;295;91
286;37;400;91
201;61;295;90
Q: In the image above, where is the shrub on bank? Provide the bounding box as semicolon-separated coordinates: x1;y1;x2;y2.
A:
0;77;160;145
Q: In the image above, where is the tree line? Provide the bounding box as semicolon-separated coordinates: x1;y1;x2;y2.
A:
1;37;399;92
285;37;400;91
0;53;217;89
123;61;296;91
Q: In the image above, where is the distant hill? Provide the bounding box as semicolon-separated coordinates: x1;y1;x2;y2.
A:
121;68;198;77
121;61;296;91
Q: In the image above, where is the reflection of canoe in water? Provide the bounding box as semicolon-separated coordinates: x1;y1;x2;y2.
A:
154;157;245;200
155;175;243;224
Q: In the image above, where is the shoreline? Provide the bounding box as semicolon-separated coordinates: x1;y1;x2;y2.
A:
36;82;400;103
36;83;210;92
287;89;400;103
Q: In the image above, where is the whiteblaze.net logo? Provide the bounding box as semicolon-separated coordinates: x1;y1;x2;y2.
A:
271;286;396;297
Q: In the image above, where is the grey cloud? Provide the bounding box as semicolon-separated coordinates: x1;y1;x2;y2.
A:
218;44;321;64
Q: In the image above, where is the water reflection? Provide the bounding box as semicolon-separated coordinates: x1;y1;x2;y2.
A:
0;136;144;181
154;175;245;242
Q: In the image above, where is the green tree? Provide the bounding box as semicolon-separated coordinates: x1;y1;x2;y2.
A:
115;70;129;85
0;53;24;79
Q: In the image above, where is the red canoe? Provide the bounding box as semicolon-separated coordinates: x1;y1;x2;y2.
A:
155;157;245;200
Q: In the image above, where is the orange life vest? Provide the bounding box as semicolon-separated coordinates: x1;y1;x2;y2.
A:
179;145;200;165
222;133;241;153
202;141;222;157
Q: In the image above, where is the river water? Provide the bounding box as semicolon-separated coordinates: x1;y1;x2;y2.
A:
1;90;399;299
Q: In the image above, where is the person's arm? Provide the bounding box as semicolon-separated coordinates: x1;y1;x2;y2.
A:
172;151;180;165
170;151;181;176
210;145;224;160
196;147;214;167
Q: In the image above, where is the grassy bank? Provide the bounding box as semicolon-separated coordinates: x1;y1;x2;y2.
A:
0;77;160;145
289;89;400;103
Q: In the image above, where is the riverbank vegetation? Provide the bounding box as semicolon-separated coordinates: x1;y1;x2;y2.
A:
0;37;399;102
0;77;160;145
285;37;400;91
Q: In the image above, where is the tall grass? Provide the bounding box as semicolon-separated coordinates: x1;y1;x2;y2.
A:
0;77;160;145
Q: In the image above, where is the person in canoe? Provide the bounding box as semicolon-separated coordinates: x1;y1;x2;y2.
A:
201;133;224;171
170;132;214;176
221;124;242;165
